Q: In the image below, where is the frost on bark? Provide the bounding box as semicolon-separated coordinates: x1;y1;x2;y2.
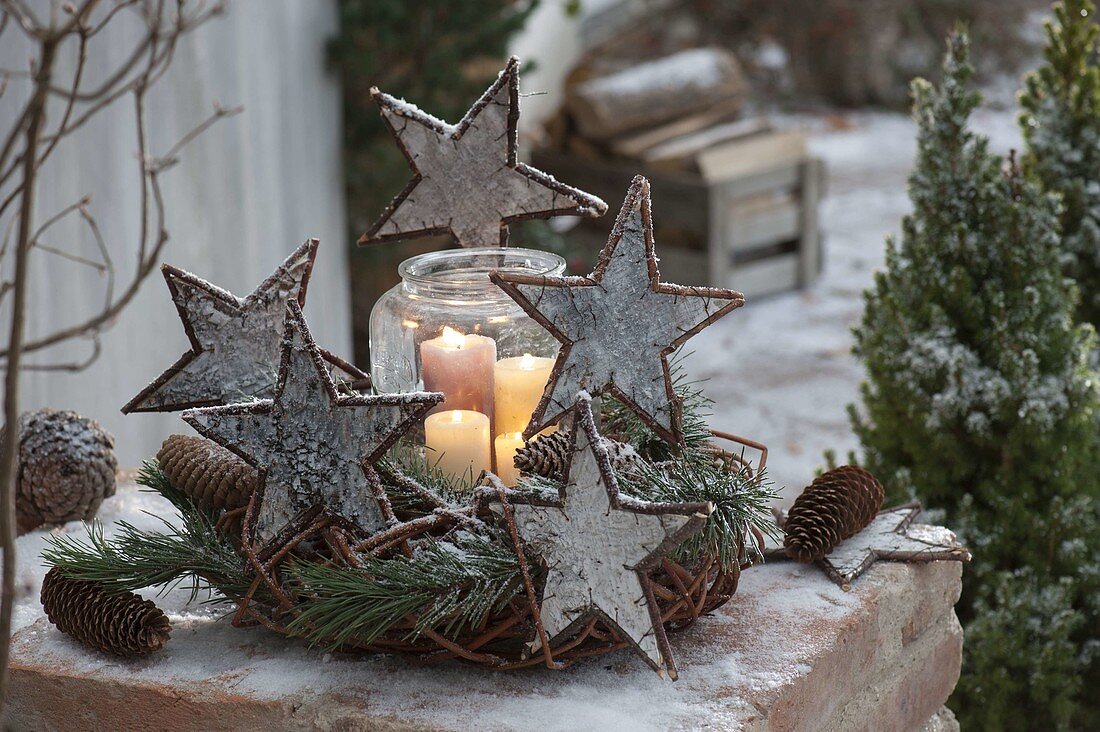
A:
184;301;441;544
125;239;324;413
491;176;744;445
361;56;606;249
768;503;971;590
494;394;710;676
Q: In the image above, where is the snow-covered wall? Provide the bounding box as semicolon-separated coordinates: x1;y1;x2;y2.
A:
0;1;352;466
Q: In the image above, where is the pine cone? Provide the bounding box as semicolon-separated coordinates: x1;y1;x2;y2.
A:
156;434;256;513
784;465;885;563
514;430;644;481
40;568;171;657
15;409;117;534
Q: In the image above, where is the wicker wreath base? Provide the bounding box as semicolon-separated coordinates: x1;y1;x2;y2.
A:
210;430;767;671
217;495;749;670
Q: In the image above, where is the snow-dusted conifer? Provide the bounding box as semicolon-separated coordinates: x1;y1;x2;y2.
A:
1020;0;1100;328
850;30;1100;730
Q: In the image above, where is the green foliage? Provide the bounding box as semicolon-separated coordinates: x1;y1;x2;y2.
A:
1020;0;1100;328
850;29;1100;729
41;463;255;604
286;528;523;649
41;377;769;652
599;358;780;569
957;570;1086;731
601;358;714;461
621;460;779;570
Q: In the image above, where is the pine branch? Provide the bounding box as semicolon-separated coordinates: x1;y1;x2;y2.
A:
600;354;713;461
378;442;471;513
621;459;779;570
40;462;255;604
286;527;525;648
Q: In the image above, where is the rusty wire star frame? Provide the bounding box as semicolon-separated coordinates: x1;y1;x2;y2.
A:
490;175;745;446
482;394;711;678
360;55;607;248
122;239;367;414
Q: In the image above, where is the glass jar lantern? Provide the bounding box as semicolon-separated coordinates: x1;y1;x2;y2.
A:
369;248;564;483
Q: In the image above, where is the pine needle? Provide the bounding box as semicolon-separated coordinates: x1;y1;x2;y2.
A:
286;528;526;649
41;462;255;604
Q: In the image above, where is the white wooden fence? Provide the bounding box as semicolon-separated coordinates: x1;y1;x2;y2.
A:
0;1;353;465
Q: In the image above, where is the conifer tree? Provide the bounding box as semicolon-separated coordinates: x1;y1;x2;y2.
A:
1020;0;1100;328
850;31;1100;730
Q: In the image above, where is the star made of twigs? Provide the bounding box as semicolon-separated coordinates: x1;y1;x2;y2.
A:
360;56;607;248
183;301;442;546
765;503;971;591
489;394;710;678
123;239;366;414
490;176;745;445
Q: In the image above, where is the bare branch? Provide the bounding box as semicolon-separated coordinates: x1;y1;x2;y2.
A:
86;0;140;37
0;103;238;359
19;335;101;372
28;194;90;244
79;201;113;309
0;1;41;37
0;0;225;208
155;101;243;170
32;241;108;272
32;28;89;175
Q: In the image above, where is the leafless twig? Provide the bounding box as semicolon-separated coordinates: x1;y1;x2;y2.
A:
0;0;235;713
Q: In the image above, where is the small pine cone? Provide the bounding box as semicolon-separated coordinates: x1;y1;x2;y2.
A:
514;430;644;481
784;465;885;563
40;568;171;657
156;435;256;513
15;409;117;534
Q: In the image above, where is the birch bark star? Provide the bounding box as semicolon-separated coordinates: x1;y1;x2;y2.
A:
494;394;710;677
183;301;441;545
361;56;607;248
123;239;365;413
491;175;745;445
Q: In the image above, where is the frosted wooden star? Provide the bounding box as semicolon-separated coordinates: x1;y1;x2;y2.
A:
183;301;442;546
361;56;607;248
765;503;971;590
123;239;366;413
491;176;744;445
492;395;710;677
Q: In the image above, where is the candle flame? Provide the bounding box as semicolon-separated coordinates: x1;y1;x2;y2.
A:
519;353;536;369
441;326;466;349
450;410;464;424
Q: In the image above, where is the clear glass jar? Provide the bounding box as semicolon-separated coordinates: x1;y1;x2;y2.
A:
369;248;564;481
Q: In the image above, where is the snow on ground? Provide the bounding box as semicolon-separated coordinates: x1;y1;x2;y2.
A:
686;109;1021;503
5;109;1003;729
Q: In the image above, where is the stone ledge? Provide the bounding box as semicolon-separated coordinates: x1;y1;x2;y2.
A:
8;484;964;731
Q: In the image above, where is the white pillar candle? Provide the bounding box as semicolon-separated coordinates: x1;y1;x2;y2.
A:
493;432;525;487
425;409;491;483
494;353;555;436
421;326;496;417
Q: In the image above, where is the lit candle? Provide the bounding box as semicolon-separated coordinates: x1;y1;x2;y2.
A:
493;432;525;486
494;353;555;436
424;409;491;483
420;326;497;416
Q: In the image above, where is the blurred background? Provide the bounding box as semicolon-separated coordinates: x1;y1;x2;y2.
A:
3;0;1046;477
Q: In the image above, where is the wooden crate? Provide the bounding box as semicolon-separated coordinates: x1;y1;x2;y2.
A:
532;129;824;300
